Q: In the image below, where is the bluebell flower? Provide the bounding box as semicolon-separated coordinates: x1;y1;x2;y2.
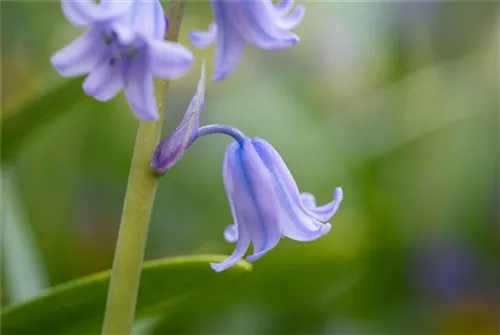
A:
51;0;195;120
211;138;343;272
152;67;343;272
189;0;305;81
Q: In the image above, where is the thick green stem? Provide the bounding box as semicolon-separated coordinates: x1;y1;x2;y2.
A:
101;2;186;335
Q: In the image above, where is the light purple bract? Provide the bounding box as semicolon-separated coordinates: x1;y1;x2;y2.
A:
151;63;206;175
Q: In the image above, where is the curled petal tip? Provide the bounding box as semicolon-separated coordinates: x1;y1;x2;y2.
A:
224;224;238;243
210;262;226;273
334;187;343;203
189;23;218;49
318;223;332;236
245;253;264;263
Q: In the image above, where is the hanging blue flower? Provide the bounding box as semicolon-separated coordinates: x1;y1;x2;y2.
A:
152;64;343;272
189;0;305;81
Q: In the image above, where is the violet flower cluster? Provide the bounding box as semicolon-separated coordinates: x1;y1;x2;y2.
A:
52;0;342;272
52;0;305;120
152;66;343;272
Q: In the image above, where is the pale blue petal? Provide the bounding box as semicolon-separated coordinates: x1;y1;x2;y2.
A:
252;138;332;241
282;221;331;242
62;0;99;26
222;142;243;245
226;0;299;50
211;225;250;272
189;23;218;49
124;54;157;121
211;0;246;81
98;0;133;18
50;29;100;77
111;23;138;45
303;187;343;222
148;40;194;79
301;192;316;207
211;142;251;272
83;59;123;101
224;225;238;243
62;0;132;26
233;140;281;262
131;0;165;40
275;0;295;14
277;4;305;30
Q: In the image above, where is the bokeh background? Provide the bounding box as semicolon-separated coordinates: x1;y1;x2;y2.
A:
1;1;499;334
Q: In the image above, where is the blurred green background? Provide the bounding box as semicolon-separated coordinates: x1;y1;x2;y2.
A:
1;1;499;334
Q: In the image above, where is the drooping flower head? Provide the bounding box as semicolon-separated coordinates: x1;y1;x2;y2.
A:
189;0;305;81
152;67;343;272
213;138;343;272
51;0;195;120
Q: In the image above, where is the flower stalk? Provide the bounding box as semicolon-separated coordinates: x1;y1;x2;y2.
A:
101;2;186;335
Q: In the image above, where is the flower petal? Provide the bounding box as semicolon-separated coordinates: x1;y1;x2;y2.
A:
83;59;123;101
221;142;242;245
62;0;99;26
51;29;100;77
252;138;332;242
148;40;195;79
277;4;305;30
303;187;343;222
211;0;246;81
130;0;166;40
124;54;157;121
230;140;281;262
224;225;238;243
189;23;218;49
211;226;250;272
275;0;295;14
226;0;299;50
62;0;132;26
211;142;251;272
301;192;316;207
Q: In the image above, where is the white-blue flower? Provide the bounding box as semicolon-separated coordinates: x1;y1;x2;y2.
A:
51;0;195;120
189;0;305;81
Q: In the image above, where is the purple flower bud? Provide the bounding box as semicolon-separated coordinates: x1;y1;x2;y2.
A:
51;0;195;121
189;0;305;81
151;63;206;175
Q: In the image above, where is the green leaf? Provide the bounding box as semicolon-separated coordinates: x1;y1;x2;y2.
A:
1;255;251;335
150;242;364;334
1;170;49;304
1;77;84;162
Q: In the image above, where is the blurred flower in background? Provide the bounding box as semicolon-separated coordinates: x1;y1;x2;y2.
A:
189;0;304;81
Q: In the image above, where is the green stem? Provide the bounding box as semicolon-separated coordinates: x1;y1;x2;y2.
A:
101;2;186;334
